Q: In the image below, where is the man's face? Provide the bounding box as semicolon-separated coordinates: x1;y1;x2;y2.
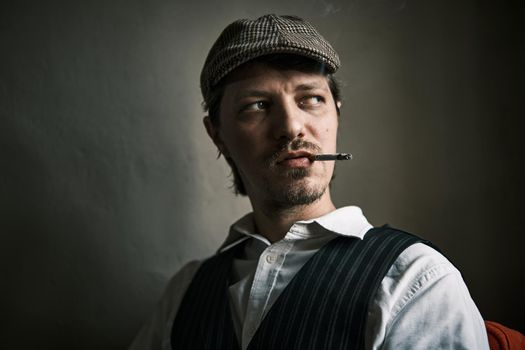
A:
206;62;339;209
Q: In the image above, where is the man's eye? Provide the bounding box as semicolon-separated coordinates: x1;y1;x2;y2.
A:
242;101;269;112
300;96;324;106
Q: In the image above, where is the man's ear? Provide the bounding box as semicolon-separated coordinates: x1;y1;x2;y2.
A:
203;116;230;157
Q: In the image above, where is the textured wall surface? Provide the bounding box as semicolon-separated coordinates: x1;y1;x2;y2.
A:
1;0;523;348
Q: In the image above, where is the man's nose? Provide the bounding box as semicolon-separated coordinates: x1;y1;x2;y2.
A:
271;100;306;141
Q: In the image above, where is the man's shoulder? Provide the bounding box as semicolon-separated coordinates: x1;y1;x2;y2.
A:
368;239;488;349
362;226;461;310
379;239;461;321
391;241;457;281
367;226;457;288
364;226;451;273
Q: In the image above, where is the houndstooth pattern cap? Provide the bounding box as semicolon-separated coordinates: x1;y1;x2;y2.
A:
200;14;340;105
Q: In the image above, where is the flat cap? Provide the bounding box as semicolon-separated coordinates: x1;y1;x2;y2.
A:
200;14;340;104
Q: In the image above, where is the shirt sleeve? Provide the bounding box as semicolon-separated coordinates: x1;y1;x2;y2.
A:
128;260;202;350
366;243;489;350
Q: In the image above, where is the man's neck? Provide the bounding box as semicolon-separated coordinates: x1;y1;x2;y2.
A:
251;193;336;243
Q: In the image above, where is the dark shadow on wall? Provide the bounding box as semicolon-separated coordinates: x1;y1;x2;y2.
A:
0;0;206;348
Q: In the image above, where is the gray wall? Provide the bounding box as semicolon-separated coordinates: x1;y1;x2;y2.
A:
1;0;523;348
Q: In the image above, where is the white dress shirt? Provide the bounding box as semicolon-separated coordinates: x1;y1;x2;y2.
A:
129;206;489;349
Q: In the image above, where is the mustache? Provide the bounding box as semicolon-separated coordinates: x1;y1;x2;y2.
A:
266;139;322;166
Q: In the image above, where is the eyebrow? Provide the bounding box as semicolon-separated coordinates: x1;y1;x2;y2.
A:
295;82;328;92
235;90;272;100
235;81;329;100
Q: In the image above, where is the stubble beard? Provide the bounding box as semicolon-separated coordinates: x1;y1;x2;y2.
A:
262;168;328;212
261;139;329;212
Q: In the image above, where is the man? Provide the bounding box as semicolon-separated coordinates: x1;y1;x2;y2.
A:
130;14;489;349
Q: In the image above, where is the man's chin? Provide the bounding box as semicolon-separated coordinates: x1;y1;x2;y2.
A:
264;177;328;210
281;167;310;180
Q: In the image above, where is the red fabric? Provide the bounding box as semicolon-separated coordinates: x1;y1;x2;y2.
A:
485;321;525;350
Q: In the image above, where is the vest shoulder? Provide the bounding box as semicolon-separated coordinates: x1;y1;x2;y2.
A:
365;226;441;251
367;225;424;239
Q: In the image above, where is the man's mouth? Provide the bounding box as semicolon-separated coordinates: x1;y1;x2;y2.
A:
276;151;314;168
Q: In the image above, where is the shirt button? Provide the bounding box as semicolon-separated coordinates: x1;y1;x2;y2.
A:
265;254;276;264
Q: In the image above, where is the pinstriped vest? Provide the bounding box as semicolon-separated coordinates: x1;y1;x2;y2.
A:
171;227;434;350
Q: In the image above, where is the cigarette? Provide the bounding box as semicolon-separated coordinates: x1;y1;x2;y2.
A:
312;153;353;161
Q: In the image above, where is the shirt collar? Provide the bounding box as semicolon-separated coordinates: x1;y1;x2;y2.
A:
217;206;373;253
